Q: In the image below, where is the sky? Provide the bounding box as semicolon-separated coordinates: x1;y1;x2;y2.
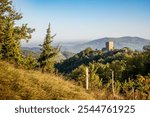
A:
13;0;150;46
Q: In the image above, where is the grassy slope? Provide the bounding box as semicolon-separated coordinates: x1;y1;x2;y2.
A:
0;61;94;100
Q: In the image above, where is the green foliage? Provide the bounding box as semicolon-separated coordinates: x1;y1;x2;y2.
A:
56;48;134;74
56;48;102;73
143;44;150;73
38;24;59;73
121;75;150;99
56;43;150;99
124;51;148;80
96;63;111;83
57;44;150;82
0;0;34;63
1;18;21;62
88;63;102;90
23;56;38;70
110;60;126;82
70;65;86;86
70;64;101;90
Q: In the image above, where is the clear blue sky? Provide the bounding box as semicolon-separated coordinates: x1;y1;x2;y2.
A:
13;0;150;46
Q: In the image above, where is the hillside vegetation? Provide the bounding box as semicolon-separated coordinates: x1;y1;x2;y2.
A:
0;61;94;100
0;0;150;100
56;46;150;100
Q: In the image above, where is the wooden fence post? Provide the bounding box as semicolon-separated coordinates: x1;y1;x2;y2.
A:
111;69;115;96
132;87;135;100
86;67;89;90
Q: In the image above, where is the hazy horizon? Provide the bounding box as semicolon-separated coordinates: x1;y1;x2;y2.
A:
21;36;150;48
13;0;150;47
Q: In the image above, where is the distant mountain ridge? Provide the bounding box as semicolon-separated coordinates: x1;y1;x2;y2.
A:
22;36;150;53
61;36;150;53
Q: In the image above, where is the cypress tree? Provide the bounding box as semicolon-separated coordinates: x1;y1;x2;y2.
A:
38;24;59;73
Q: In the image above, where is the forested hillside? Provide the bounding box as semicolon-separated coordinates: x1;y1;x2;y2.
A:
56;45;150;99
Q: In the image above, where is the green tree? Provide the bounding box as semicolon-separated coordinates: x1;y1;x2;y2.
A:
38;24;58;73
88;63;101;89
70;64;101;90
143;44;150;73
0;0;34;63
96;63;111;83
1;18;21;61
110;60;126;82
23;55;38;70
124;52;145;79
70;65;86;87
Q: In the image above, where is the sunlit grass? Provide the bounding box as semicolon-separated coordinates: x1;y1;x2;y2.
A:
0;61;94;100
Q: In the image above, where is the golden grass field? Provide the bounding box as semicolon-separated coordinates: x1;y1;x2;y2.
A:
0;61;94;100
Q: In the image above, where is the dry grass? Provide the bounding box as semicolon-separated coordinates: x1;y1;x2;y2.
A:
1;61;149;100
91;89;124;100
0;61;94;100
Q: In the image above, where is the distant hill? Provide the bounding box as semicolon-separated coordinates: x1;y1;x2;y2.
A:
22;50;40;59
21;47;75;60
61;36;150;53
21;47;41;53
62;51;75;59
22;36;150;53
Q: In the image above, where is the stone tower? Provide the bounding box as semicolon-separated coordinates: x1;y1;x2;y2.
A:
106;41;114;51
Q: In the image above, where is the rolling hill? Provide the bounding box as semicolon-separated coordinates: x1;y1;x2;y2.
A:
22;36;150;53
61;36;150;53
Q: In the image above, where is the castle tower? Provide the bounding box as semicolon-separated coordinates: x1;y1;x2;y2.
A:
106;41;114;51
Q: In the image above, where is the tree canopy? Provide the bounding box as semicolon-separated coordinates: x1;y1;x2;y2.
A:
0;0;34;62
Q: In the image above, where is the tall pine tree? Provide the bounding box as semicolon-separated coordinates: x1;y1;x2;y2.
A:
1;18;21;61
38;24;59;73
0;0;34;63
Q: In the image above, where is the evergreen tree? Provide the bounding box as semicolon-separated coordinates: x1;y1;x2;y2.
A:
0;0;34;63
2;18;21;61
143;44;150;73
38;24;58;73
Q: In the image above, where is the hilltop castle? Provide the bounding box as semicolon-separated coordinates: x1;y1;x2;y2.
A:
102;41;114;51
106;41;114;51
